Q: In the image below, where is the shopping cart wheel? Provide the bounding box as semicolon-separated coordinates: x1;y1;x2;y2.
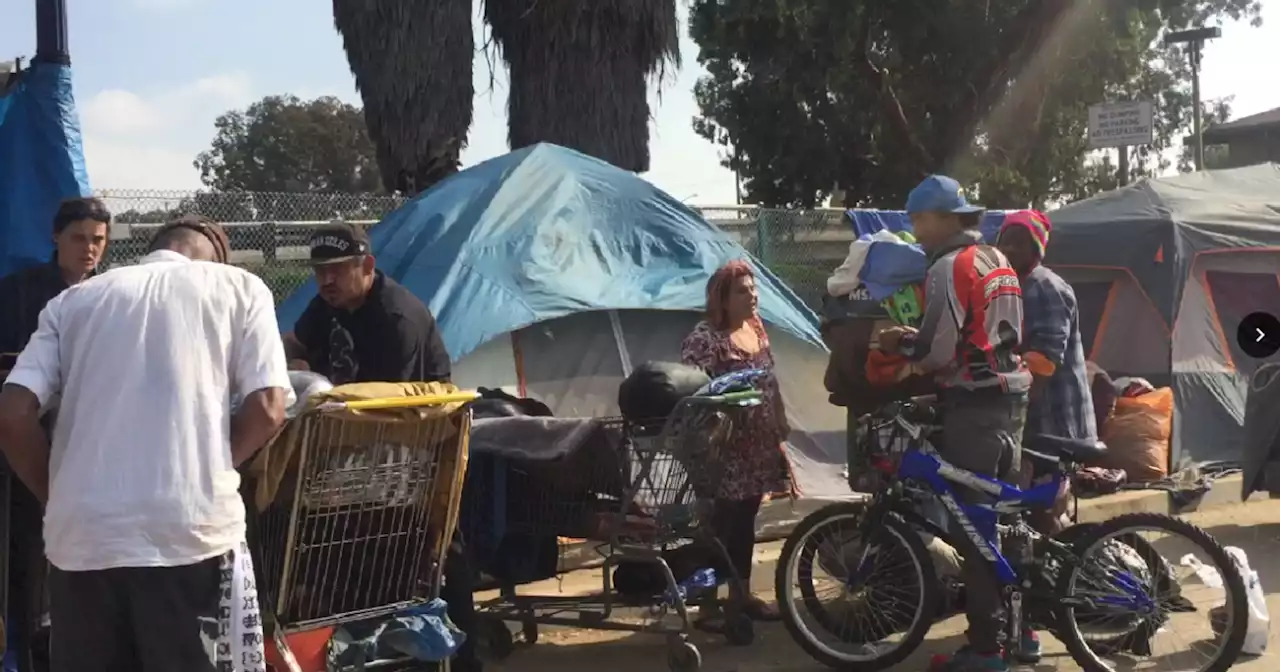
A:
521;617;539;645
723;612;755;646
484;617;516;660
666;639;702;672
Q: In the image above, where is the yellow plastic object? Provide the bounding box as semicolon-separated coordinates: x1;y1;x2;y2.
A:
883;284;924;326
317;391;481;411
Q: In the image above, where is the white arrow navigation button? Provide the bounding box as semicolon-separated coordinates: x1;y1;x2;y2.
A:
1258;328;1267;343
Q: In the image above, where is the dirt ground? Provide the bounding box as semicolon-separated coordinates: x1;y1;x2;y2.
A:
479;499;1280;671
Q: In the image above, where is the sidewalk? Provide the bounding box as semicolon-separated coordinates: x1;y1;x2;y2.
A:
484;493;1280;672
557;472;1256;571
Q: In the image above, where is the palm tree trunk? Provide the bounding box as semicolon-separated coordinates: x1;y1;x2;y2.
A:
333;0;474;195
485;0;679;172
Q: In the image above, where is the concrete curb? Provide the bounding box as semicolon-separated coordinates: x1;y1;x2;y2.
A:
553;473;1253;573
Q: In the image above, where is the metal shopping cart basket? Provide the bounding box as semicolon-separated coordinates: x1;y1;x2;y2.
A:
246;386;478;672
472;381;764;672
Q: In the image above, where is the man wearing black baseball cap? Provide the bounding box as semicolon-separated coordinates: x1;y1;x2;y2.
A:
282;222;481;671
284;221;450;385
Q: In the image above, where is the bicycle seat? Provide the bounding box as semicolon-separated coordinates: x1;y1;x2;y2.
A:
1024;434;1108;463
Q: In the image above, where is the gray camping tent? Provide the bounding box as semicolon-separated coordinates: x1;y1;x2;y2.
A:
1043;163;1280;472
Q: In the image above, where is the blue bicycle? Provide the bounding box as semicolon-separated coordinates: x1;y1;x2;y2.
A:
776;398;1248;672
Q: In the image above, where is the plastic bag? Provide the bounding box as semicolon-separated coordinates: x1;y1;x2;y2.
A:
618;361;710;421
1234;547;1271;655
1182;548;1269;655
882;284;925;327
1226;547;1270;655
1099;387;1173;481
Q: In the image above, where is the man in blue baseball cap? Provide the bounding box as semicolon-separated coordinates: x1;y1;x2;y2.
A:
902;174;986;250
878;174;1034;671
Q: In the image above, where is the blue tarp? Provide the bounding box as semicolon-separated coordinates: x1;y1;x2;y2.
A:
277;143;823;361
0;62;91;277
845;209;1010;244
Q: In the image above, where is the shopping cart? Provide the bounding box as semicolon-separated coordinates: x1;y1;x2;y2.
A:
247;387;478;672
472;372;766;672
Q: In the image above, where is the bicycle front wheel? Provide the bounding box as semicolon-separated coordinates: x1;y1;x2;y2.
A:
775;502;939;670
1055;512;1248;672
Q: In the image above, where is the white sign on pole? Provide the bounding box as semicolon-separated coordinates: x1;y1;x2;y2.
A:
1088;101;1154;149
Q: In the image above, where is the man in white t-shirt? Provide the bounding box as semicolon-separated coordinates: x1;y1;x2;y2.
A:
0;215;292;672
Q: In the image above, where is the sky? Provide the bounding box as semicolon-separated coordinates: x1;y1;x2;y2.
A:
2;0;1278;206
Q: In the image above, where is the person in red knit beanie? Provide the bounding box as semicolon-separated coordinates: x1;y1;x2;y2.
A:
996;210;1098;449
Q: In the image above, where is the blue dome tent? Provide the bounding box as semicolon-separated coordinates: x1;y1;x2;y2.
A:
278;143;851;498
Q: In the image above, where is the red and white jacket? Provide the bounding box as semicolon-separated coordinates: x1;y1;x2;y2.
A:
902;231;1031;395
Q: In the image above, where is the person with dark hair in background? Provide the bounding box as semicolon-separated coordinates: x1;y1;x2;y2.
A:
0;215;289;672
0;196;110;359
0;196;109;672
282;222;480;672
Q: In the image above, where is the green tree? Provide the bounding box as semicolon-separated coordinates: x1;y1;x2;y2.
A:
194;95;382;195
690;0;1262;210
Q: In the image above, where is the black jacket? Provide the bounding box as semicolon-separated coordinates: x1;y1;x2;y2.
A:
294;272;451;385
0;260;77;371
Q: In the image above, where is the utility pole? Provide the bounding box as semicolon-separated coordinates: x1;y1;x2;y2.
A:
34;0;71;65
1165;26;1222;171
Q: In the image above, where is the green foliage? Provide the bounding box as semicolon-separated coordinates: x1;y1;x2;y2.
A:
690;0;1262;210
195;95;382;195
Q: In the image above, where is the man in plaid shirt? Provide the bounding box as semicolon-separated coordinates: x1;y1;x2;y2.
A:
996;211;1097;442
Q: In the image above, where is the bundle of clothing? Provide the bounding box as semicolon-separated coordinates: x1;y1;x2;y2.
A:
823;229;935;412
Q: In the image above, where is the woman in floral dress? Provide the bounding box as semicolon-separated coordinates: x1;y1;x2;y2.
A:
681;260;792;625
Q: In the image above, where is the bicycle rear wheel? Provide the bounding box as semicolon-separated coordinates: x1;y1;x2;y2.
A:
775;502;938;670
1055;512;1248;672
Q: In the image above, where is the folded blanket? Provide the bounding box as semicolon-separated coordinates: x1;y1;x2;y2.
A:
469;416;627;495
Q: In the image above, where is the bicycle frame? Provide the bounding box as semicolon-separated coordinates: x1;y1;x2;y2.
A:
850;404;1154;615
896;448;1063;585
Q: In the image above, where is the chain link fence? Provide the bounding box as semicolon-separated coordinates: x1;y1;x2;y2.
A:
94;190;851;309
697;206;849;309
95;189;407;302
